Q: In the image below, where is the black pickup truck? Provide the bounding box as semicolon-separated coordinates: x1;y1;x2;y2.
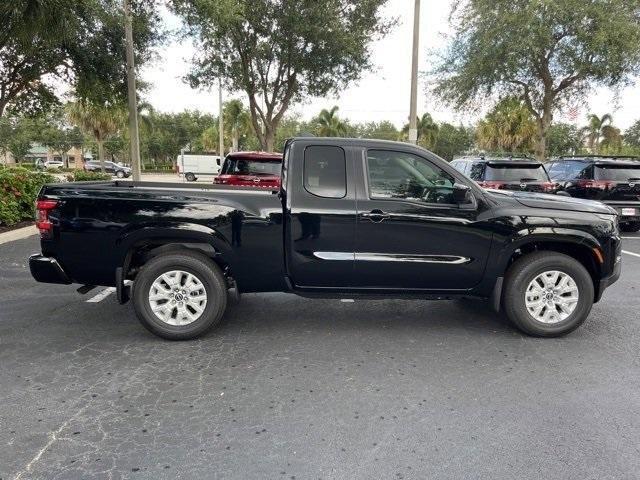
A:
30;138;621;339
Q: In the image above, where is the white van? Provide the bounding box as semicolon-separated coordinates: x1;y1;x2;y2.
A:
177;153;222;181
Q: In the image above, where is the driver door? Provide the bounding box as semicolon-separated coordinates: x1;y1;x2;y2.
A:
353;149;491;290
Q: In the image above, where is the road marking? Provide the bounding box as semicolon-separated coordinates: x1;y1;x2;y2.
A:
340;299;355;303
621;237;640;240
86;287;116;303
622;250;640;259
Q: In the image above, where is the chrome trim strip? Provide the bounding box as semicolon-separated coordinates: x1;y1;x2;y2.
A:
355;253;471;264
313;251;471;264
313;252;355;261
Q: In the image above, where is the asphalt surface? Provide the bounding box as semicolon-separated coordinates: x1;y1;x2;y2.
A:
1;234;640;480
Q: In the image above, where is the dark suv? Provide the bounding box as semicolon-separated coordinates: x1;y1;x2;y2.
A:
451;155;556;193
546;155;640;232
84;161;132;178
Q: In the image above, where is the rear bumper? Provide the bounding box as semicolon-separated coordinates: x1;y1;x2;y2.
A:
29;254;72;285
596;259;621;302
603;202;640;222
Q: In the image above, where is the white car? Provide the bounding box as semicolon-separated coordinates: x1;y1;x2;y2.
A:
43;160;64;169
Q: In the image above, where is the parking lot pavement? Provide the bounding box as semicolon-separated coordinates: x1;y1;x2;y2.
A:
2;235;640;480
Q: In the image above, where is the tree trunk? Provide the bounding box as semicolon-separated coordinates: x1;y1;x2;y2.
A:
264;126;275;152
97;139;106;173
232;131;239;152
534;109;553;162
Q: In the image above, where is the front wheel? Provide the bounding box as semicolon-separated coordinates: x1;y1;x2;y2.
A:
116;170;125;178
132;251;228;340
620;221;640;233
502;252;594;337
185;172;196;182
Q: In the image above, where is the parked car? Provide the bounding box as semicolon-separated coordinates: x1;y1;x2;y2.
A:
214;151;282;188
29;138;620;340
84;160;132;178
546;155;640;232
451;155;557;193
177;153;222;182
43;160;65;170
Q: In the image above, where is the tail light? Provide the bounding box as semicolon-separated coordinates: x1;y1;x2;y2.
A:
478;181;506;189
576;180;615;190
541;182;557;192
35;199;58;238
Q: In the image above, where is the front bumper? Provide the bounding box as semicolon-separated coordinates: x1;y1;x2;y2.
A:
596;259;621;302
29;254;72;284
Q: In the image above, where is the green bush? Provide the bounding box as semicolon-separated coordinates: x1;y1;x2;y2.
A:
0;167;56;227
66;170;111;182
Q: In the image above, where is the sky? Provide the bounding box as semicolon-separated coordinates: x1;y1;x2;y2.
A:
142;0;640;130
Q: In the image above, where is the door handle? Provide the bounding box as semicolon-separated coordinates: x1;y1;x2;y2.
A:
362;209;390;222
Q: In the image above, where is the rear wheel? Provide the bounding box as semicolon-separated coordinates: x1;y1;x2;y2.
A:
116;170;125;178
620;221;640;233
502;252;594;337
132;251;227;340
185;172;196;182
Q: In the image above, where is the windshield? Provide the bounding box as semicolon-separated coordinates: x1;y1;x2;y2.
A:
485;164;548;181
222;158;281;176
594;164;640;181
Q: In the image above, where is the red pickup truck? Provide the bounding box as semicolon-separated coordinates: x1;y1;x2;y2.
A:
214;151;282;188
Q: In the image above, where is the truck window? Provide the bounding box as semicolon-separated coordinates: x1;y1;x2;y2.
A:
303;146;347;199
366;150;456;204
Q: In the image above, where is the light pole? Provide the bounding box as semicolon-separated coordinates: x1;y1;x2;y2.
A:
124;0;141;181
408;0;421;145
218;80;224;159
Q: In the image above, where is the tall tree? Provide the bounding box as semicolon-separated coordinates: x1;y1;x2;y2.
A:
432;123;474;161
315;106;349;137
223;100;251;152
0;0;162;116
476;98;537;154
403;113;439;149
171;0;394;151
432;0;640;160
580;114;618;153
546;123;582;157
66;101;126;172
624;120;640;150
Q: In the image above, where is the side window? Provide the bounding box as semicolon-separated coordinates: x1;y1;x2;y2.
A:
469;162;485;181
304;145;346;199
366;150;456;205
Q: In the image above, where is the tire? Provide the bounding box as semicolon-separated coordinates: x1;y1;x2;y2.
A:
185;172;196;182
620;221;640;233
116;170;125;178
502;252;594;337
132;251;228;340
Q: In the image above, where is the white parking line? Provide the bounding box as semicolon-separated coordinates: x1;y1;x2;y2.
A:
621;237;640;240
622;250;640;259
86;287;116;303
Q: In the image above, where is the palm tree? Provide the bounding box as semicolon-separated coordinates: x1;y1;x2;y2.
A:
580;113;617;153
66;100;125;172
223;99;251;152
476;98;537;153
316;106;348;137
403;113;439;148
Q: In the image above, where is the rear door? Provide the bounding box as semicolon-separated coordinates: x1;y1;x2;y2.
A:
284;142;356;288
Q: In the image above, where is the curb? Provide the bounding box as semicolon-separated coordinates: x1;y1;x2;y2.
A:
0;225;38;245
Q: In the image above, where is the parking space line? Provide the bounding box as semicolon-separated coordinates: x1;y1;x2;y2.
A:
86;287;116;303
622;250;640;259
621;237;640;240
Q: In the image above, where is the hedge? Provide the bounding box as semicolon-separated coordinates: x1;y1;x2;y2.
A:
0;166;56;227
66;170;111;182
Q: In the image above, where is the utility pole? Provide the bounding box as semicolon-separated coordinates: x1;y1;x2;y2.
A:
408;0;421;145
124;0;141;181
218;80;224;159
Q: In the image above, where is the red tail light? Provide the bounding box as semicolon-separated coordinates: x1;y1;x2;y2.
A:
541;182;557;192
35;199;58;237
577;180;615;190
478;181;506;189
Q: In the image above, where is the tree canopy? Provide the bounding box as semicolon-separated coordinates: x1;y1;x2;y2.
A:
171;0;394;151
0;0;162;116
432;0;640;160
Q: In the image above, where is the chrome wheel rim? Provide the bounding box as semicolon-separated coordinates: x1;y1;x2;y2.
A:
525;270;579;324
148;270;207;326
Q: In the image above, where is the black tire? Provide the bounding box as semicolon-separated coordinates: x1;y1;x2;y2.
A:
116;170;125;178
620;221;640;233
132;251;228;340
502;252;594;337
185;172;196;182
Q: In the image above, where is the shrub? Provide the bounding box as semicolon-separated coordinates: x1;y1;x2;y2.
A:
0;167;56;227
66;170;111;182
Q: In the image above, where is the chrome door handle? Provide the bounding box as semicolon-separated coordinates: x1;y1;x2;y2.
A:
362;209;390;222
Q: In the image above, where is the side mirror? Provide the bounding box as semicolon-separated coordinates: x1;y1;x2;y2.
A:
453;183;473;204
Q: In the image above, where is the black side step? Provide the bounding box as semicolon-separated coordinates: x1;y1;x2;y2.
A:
77;285;97;295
